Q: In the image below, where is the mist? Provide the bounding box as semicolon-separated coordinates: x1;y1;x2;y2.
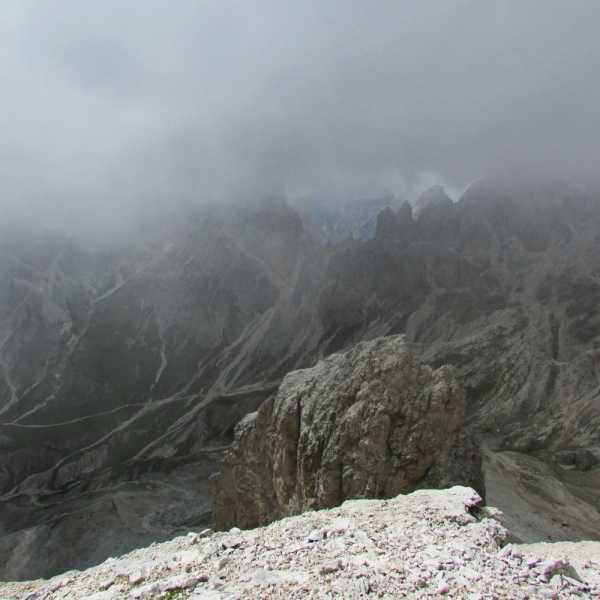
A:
1;1;600;235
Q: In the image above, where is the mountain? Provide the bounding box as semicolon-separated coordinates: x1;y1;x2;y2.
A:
2;178;600;580
295;192;403;244
319;178;600;542
0;199;328;580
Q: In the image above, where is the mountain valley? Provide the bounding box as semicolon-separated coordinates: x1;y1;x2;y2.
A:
2;178;600;581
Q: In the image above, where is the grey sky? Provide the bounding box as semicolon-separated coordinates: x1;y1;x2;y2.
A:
1;1;600;233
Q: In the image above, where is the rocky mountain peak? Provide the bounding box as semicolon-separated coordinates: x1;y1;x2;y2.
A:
375;201;417;239
412;184;452;219
374;206;397;238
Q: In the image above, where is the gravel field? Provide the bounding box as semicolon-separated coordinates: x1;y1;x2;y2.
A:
1;486;599;599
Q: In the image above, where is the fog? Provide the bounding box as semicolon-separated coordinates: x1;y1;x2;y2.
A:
1;1;600;234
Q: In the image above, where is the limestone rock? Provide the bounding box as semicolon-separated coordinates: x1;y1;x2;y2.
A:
6;486;600;599
211;335;482;530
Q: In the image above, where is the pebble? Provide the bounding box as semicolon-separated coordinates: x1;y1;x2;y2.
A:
318;560;342;574
97;579;114;590
129;570;146;585
220;536;244;549
198;529;213;538
307;528;325;543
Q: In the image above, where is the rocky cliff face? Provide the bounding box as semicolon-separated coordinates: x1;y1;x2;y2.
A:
315;178;600;544
2;177;600;579
212;336;483;530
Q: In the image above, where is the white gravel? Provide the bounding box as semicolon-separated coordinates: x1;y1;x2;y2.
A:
1;486;599;599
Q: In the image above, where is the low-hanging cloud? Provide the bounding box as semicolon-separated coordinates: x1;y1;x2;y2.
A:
1;0;600;234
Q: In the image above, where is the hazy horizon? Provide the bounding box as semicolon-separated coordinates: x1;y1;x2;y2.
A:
1;1;600;236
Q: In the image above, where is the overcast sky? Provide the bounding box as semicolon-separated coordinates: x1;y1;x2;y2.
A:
1;1;600;233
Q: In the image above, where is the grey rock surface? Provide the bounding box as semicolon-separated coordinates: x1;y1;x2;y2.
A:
483;448;600;544
212;335;483;530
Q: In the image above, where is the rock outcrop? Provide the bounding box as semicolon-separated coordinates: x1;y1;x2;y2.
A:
212;335;483;530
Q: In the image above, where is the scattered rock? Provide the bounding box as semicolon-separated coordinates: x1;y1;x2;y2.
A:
307;528;325;543
576;449;598;471
215;557;232;570
2;486;600;599
353;578;370;594
182;576;199;589
436;581;450;594
318;560;342;574
555;448;598;471
82;585;123;600
220;536;244;549
97;579;114;591
198;528;214;538
49;578;73;592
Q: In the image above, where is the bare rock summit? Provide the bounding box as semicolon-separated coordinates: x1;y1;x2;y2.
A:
3;486;599;599
212;335;483;530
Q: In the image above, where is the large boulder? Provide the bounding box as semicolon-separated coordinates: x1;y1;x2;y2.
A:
211;335;483;530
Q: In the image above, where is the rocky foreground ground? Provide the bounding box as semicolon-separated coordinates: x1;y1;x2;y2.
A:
1;487;599;600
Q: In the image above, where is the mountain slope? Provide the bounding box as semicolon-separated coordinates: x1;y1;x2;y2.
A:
2;179;600;579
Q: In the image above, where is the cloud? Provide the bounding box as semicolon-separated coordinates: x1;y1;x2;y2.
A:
1;1;600;233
